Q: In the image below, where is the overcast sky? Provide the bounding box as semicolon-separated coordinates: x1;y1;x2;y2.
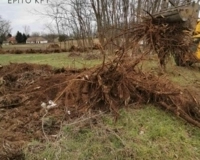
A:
0;0;50;36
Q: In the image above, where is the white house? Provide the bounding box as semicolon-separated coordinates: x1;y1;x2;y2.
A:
26;37;48;44
26;37;35;44
2;41;9;45
36;37;48;44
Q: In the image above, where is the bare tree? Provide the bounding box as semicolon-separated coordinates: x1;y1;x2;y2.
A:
31;32;40;37
23;25;31;36
0;16;11;48
90;0;105;45
40;0;196;51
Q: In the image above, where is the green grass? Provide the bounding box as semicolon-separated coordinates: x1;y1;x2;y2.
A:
2;43;48;50
140;56;200;87
0;53;101;68
24;106;200;160
1;53;200;159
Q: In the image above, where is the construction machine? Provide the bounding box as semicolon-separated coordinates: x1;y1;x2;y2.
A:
152;1;200;66
192;20;200;60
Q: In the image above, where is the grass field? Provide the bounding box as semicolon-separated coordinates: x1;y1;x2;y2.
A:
1;53;200;159
0;53;102;68
24;106;200;160
2;38;100;51
2;43;49;50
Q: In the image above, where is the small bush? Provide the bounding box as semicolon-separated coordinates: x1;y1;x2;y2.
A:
83;52;102;60
68;52;81;57
14;49;23;54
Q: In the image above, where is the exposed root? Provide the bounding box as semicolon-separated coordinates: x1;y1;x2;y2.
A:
52;57;200;127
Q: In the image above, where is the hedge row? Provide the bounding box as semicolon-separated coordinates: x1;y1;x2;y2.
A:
0;49;67;54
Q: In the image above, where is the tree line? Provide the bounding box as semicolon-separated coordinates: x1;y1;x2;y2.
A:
15;31;29;43
0;16;11;47
0;16;30;45
41;0;199;49
1;0;199;48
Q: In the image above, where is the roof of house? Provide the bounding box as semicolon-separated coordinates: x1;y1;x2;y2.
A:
7;37;16;42
26;37;47;42
36;37;47;41
26;37;36;42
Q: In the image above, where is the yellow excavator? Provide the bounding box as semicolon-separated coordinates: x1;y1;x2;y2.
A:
193;20;200;60
152;1;200;66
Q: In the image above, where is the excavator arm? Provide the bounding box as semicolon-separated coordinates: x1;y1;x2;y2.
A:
151;1;200;66
152;1;199;29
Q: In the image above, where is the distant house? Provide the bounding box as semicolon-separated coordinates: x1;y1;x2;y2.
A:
54;37;59;43
2;37;17;45
7;37;17;44
2;41;9;46
36;37;48;44
26;37;48;44
26;37;35;44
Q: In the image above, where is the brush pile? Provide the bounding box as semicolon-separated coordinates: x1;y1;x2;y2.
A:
55;54;200;127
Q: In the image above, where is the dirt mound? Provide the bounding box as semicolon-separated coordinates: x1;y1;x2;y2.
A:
68;45;79;52
92;43;102;50
47;43;60;49
83;52;102;60
68;45;88;52
3;48;63;54
0;63;81;159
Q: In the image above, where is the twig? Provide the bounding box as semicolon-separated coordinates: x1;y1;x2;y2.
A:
64;111;105;127
41;109;49;143
143;9;154;19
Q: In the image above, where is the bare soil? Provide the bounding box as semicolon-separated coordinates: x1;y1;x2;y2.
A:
0;63;82;159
